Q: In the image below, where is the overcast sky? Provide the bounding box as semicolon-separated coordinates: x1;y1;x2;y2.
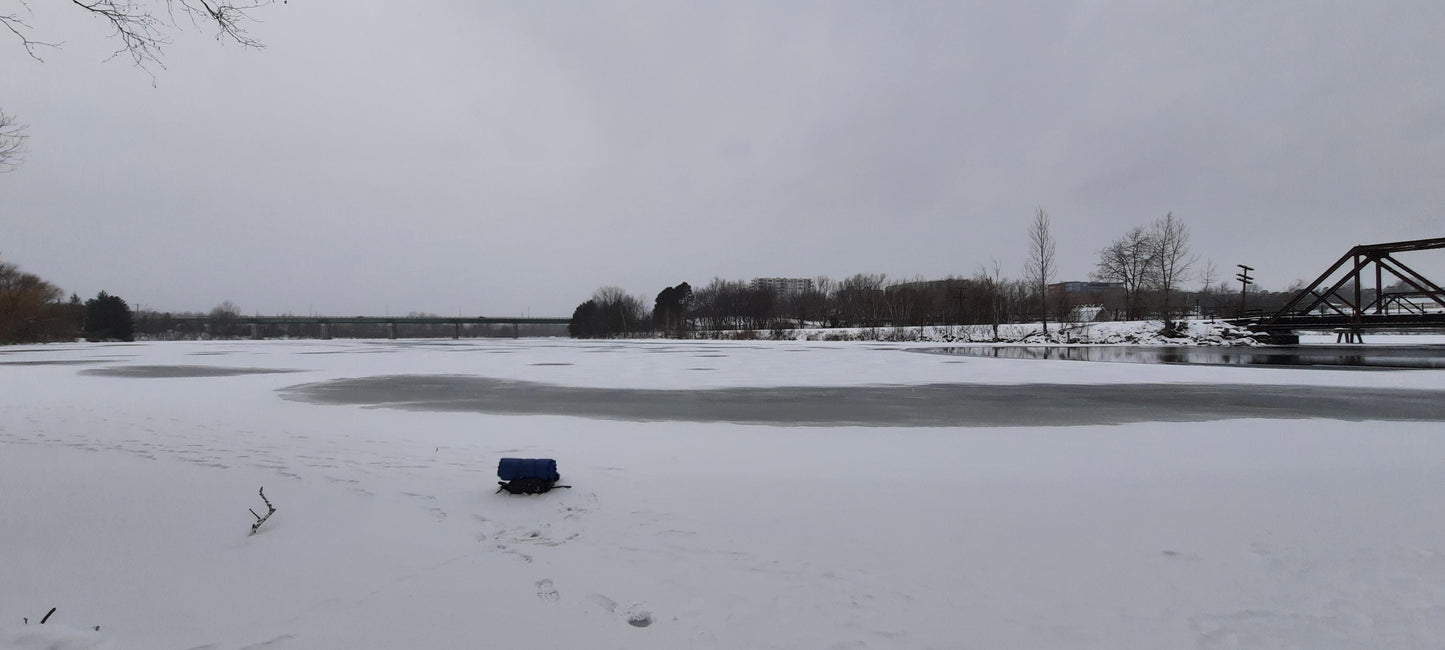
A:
3;1;1442;316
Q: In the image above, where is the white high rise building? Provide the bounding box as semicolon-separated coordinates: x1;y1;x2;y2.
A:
750;277;814;295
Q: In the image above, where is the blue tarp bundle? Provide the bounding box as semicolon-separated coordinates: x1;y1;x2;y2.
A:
498;458;560;482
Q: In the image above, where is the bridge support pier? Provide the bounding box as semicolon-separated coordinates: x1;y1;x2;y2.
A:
388;322;397;340
251;323;261;340
1246;328;1300;345
320;323;331;340
1267;331;1300;345
453;322;461;340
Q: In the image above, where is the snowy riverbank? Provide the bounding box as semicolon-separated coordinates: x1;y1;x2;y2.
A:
691;319;1265;344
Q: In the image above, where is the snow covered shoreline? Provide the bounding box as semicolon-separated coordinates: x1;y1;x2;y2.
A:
686;319;1267;344
4;338;1445;649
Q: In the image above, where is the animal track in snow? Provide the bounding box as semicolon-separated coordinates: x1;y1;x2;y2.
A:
535;579;559;602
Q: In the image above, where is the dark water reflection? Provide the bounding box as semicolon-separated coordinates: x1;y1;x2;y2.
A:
923;345;1445;369
278;375;1445;426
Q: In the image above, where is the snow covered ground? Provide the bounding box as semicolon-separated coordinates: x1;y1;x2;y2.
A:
3;336;1445;649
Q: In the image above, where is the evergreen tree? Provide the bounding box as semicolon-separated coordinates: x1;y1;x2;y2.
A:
84;291;135;341
652;282;693;337
568;300;601;338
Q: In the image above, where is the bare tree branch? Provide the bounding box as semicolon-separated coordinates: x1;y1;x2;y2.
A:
3;1;274;171
70;0;172;70
0;109;26;172
1;1;61;61
167;0;270;49
38;0;273;71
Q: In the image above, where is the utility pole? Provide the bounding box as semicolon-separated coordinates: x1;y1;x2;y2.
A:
1236;264;1254;312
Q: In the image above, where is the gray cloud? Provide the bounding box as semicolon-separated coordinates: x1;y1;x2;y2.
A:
2;1;1441;315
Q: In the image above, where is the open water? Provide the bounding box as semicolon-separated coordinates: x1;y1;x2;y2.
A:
921;345;1445;370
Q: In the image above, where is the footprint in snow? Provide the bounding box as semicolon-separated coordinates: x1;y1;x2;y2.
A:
588;593;654;628
536;579;560;602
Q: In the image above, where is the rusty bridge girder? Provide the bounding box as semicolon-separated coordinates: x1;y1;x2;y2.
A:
1245;237;1445;340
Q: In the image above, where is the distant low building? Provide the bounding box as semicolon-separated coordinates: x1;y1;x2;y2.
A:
1050;281;1123;294
1050;281;1126;321
1068;304;1105;322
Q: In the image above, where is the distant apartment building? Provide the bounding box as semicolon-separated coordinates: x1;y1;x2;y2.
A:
751;277;814;295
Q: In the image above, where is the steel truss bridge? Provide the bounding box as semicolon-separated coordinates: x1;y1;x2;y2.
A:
168;315;570;339
1237;237;1445;342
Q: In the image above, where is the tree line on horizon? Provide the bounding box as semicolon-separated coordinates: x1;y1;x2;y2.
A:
567;273;1304;340
568;212;1313;339
1;256;135;344
129;307;565;340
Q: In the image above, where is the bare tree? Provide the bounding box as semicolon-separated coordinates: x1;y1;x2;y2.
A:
591;286;646;336
1024;208;1056;334
1148;212;1196;322
837;273;887;327
973;258;1005;340
0;109;23;172
810;275;835;327
1197;259;1219;318
208;300;241;337
1091;225;1155;320
1;254;77;343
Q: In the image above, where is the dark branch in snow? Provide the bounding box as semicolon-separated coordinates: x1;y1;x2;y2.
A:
40;607;56;624
249;486;276;534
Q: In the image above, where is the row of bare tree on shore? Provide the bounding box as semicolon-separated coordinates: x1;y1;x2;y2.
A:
569;211;1297;339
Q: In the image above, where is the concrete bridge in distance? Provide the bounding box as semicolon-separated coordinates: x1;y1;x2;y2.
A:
169;315;570;340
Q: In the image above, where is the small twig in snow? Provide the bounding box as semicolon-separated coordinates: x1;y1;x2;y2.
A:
250;487;276;534
40;607;55;624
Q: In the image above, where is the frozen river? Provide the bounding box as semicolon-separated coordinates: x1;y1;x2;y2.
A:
6;337;1445;649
